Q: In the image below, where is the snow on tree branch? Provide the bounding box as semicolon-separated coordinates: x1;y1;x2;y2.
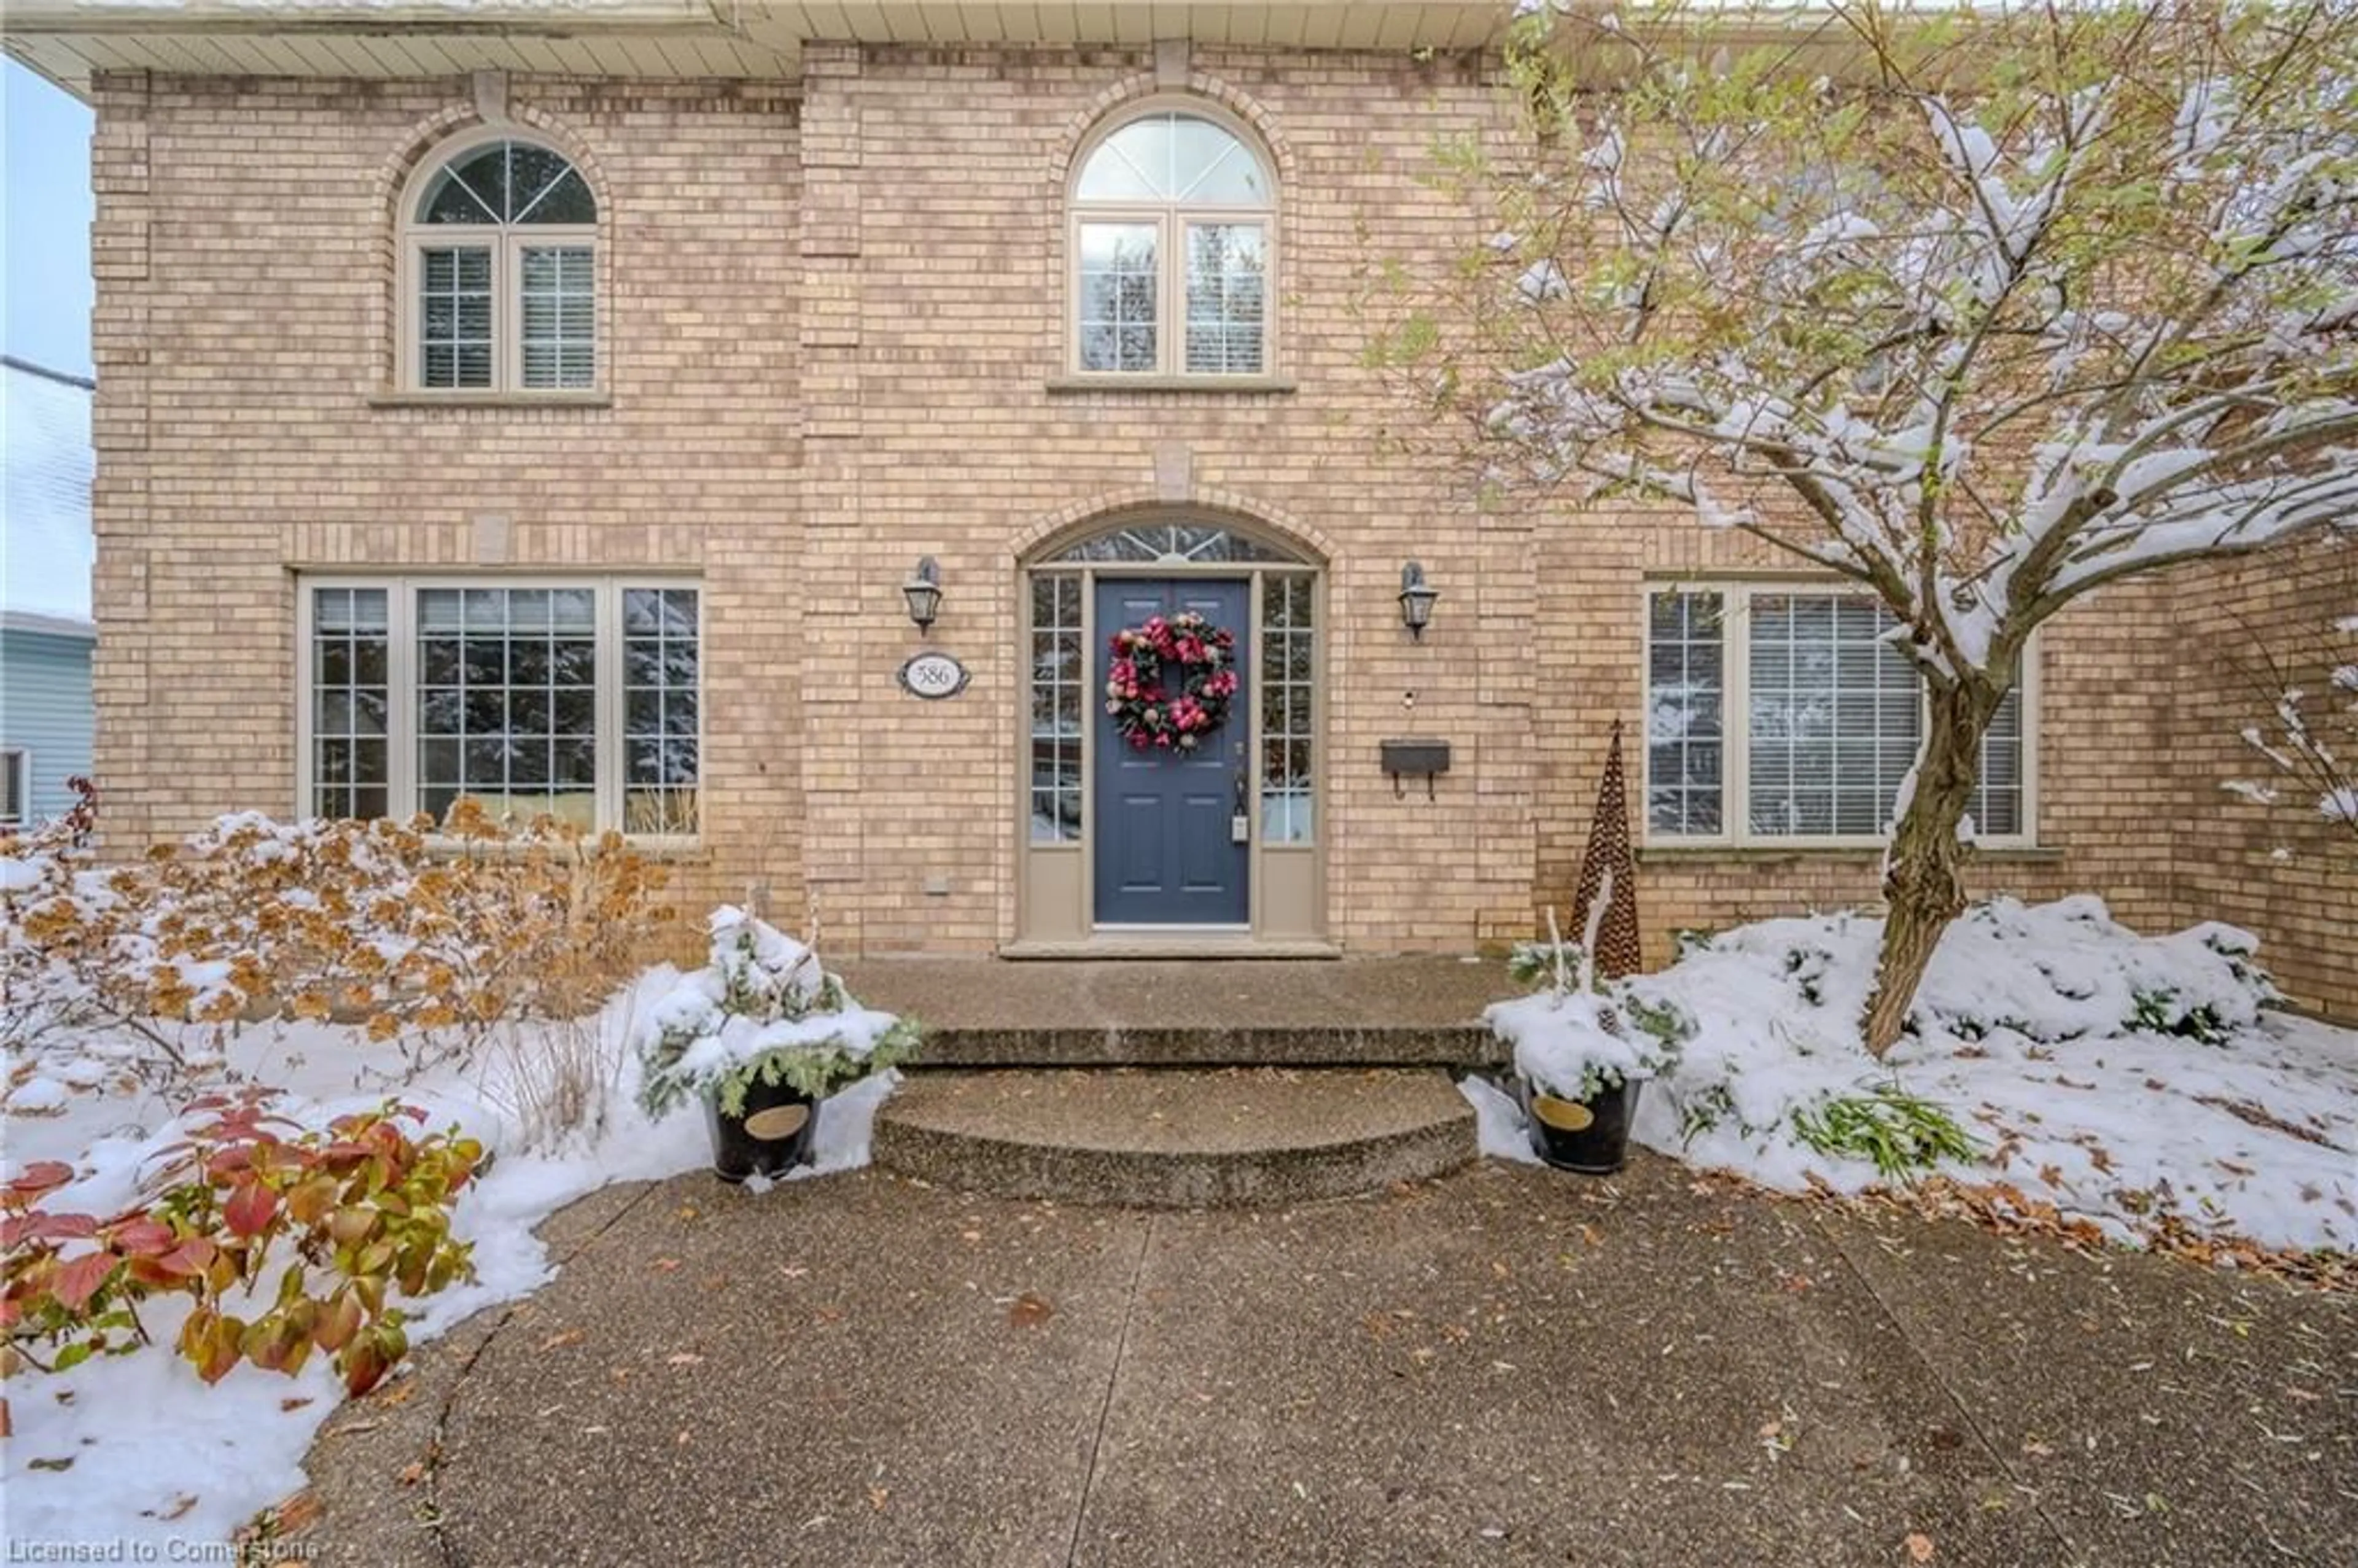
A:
1377;1;2358;686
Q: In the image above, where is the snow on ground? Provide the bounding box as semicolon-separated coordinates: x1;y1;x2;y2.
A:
1483;897;2358;1257
1;971;905;1551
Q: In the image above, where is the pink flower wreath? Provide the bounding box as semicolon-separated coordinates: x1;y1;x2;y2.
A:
1104;612;1240;751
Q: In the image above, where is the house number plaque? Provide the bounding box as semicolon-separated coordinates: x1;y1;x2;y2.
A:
897;651;970;700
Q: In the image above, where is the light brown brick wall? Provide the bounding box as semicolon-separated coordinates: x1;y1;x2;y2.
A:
2165;537;2356;1019
787;41;1535;953
82;44;2354;1017
88;71;804;920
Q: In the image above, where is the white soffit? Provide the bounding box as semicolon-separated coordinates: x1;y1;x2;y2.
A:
1;2;1515;97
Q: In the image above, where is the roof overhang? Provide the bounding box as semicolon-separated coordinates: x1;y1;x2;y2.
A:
2;2;1517;98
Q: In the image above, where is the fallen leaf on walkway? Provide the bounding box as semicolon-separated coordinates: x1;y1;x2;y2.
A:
281;1397;313;1413
378;1381;417;1408
652;1258;682;1273
397;1462;426;1488
537;1329;584;1353
869;1486;890;1511
960;1230;982;1243
1008;1293;1054;1329
1904;1532;1935;1562
665;1353;705;1367
676;1429;691;1446
1579;1224;1605;1248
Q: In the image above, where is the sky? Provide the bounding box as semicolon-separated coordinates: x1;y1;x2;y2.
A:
3;58;95;380
2;59;96;620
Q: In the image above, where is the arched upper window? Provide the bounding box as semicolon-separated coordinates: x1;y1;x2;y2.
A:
1070;109;1274;378
400;136;599;393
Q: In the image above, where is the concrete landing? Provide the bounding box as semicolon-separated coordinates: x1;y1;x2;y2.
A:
838;955;1513;1068
872;1068;1477;1206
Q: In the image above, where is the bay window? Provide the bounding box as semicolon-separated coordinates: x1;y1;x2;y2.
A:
300;578;698;837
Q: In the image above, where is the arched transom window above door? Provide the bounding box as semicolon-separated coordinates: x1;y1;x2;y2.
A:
400;136;599;393
1070;109;1275;378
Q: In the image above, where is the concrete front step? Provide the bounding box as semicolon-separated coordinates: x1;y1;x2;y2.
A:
871;1068;1477;1208
836;956;1515;1069
913;1023;1502;1069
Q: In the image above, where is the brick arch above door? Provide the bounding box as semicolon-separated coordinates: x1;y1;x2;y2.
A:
1012;489;1335;568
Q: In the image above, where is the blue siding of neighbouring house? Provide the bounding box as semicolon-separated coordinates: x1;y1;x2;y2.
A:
1;627;95;825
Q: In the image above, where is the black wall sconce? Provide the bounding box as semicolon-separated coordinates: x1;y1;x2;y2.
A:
902;556;942;633
1398;561;1439;640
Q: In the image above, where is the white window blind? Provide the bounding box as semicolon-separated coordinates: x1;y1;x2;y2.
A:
1645;586;2031;845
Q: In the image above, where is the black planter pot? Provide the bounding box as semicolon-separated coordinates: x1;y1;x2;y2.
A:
1520;1075;1640;1174
706;1077;821;1182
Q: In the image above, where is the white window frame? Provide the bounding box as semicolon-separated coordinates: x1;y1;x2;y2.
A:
0;748;28;830
295;575;701;845
396;131;603;396
1067;103;1277;380
1640;580;2039;850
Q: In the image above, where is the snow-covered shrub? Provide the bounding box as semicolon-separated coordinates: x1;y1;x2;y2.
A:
1606;897;2333;1239
1505;936;1583;993
1486;980;1680;1106
635;908;919;1120
2;799;674;1093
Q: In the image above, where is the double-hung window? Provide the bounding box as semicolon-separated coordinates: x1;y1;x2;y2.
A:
402;137;598;393
300;579;699;838
1071;109;1275;378
1644;584;2031;846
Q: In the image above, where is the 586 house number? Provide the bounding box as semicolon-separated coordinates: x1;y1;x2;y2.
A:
897;652;970;701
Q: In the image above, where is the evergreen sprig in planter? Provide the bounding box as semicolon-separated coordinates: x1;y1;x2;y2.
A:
1486;940;1682;1176
637;907;920;1182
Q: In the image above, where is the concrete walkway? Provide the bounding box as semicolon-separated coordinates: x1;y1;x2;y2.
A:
292;1158;2356;1568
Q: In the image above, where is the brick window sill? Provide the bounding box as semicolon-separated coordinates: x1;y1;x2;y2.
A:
1638;844;2061;863
367;390;614;410
1044;375;1298;396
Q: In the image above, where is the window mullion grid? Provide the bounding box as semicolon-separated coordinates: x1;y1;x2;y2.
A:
596;582;622;835
1159;211;1178;375
499;235;519;395
1249;572;1267;844
390;583;419;824
295;588;317;819
1727;585;1753;847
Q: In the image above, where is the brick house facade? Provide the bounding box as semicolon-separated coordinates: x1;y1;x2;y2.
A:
6;2;2349;1017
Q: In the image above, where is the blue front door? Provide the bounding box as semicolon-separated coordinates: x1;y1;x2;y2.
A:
1093;578;1250;925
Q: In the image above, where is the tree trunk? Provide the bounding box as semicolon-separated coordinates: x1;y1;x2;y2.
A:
1861;679;2002;1058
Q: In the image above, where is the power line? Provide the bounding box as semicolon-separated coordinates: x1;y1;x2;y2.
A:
1;354;95;392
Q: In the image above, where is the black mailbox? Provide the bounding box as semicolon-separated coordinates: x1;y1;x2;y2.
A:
1380;739;1450;798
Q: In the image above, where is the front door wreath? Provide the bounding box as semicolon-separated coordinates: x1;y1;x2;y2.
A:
1105;612;1240;751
